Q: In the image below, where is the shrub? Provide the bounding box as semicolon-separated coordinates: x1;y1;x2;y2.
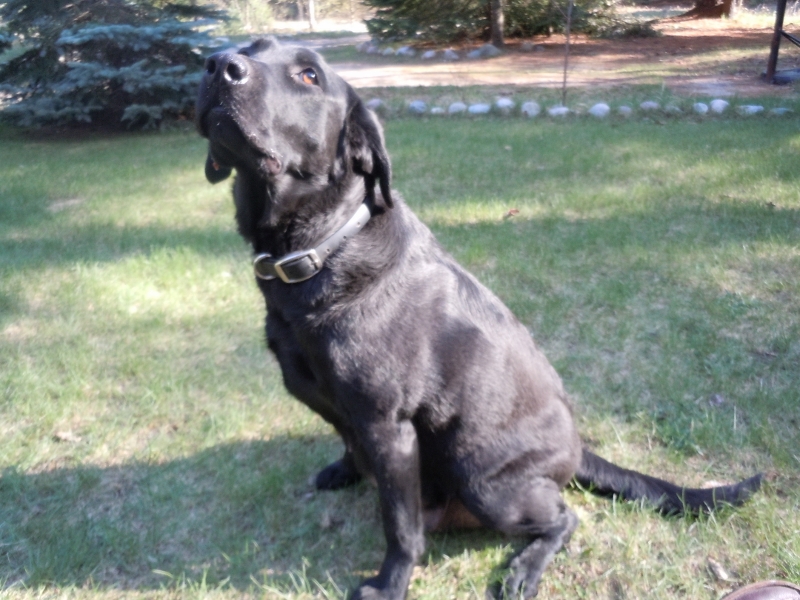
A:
0;29;13;53
363;0;635;43
365;0;486;42
0;0;228;129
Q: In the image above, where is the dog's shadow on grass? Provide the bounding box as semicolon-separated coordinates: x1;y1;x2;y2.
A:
0;435;512;595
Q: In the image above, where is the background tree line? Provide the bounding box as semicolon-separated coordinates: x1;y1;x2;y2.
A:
0;0;646;129
362;0;627;45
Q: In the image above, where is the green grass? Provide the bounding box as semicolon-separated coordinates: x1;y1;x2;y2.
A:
1;117;799;599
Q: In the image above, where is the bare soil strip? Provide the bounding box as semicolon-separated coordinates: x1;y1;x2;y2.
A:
324;17;800;97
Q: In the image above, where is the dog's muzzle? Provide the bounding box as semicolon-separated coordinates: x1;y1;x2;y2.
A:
203;52;250;87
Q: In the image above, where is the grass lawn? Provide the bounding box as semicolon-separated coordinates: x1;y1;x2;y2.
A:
1;115;799;599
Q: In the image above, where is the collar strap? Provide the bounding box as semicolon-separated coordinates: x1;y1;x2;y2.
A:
253;202;372;284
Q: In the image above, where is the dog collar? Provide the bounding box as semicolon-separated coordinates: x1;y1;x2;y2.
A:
253;202;372;284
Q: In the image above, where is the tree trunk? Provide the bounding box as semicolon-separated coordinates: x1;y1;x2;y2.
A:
489;0;504;47
680;0;734;18
308;0;317;31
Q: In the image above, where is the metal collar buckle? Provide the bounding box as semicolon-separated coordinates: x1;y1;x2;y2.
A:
251;202;372;285
253;248;323;284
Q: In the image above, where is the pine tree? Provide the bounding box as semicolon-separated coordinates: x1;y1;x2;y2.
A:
362;0;628;43
364;0;486;42
0;0;228;129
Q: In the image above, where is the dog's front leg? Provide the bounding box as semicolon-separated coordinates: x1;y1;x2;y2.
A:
352;419;424;600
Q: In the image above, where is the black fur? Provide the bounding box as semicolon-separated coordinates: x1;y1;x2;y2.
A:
196;38;762;600
575;449;762;515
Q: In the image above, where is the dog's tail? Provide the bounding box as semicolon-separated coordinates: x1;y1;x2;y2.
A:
574;448;762;515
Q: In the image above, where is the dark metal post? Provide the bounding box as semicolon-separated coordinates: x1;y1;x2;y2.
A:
766;0;788;82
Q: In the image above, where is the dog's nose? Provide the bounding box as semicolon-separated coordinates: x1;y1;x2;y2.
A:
204;52;249;85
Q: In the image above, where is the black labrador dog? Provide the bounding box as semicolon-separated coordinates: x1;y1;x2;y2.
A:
196;38;762;600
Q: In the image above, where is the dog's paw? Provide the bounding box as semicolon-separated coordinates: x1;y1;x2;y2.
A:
315;458;362;490
499;571;539;599
490;554;542;599
485;571;538;600
350;579;403;600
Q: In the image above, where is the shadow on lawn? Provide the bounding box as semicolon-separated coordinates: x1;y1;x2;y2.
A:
0;435;509;594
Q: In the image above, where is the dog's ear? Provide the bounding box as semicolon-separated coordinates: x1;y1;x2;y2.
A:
205;153;232;184
345;89;393;210
238;36;278;57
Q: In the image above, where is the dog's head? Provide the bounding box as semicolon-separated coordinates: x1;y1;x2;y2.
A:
196;37;392;212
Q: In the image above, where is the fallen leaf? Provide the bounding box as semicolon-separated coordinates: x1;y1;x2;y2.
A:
53;430;82;443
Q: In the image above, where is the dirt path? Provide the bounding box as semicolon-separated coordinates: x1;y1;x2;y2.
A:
316;16;800;97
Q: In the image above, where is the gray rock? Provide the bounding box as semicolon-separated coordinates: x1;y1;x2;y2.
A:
396;46;416;57
521;101;541;117
430;106;445;115
547;105;569;117
588;103;610;118
771;68;800;84
496;98;515;114
640;100;660;111
479;43;502;57
693;102;709;115
618;105;633;117
448;102;467;114
421;50;438;60
665;104;682;114
408;100;427;114
710;99;729;114
738;104;764;115
468;103;492;114
381;47;395;56
520;41;534;52
467;44;501;59
443;48;460;61
365;98;384;111
770;107;793;115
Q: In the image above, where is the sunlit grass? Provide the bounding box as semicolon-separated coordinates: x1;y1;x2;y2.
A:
1;116;799;598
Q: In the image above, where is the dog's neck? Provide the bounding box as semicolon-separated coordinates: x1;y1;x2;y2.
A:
237;170;372;259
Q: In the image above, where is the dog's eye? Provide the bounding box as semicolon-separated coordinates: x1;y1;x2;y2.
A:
299;68;318;86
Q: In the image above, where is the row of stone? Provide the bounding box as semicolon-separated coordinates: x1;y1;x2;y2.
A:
357;41;504;60
364;97;793;118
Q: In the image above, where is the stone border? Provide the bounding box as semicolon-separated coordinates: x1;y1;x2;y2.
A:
364;97;794;120
357;42;506;61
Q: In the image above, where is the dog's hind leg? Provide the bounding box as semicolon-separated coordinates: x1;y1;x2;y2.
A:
501;507;577;599
465;477;578;599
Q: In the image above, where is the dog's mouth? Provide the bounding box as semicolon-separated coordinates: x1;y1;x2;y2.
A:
200;104;283;178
